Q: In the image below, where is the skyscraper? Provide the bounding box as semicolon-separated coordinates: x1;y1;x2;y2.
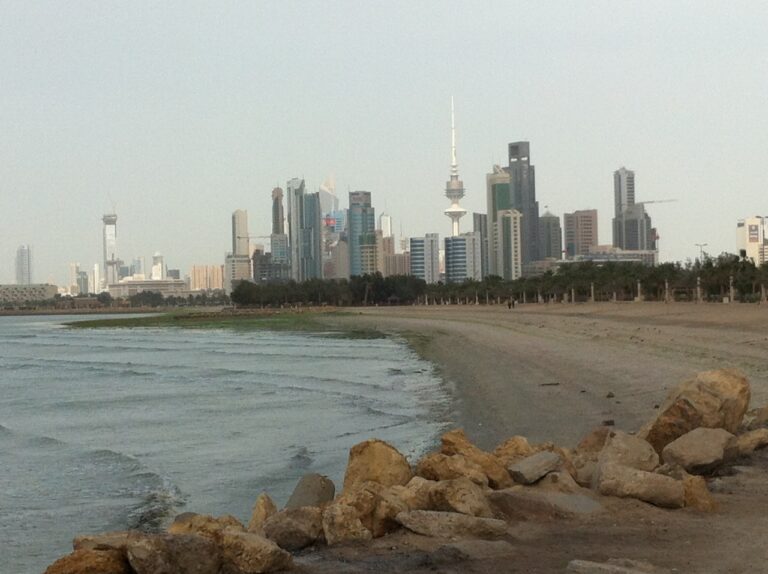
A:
473;213;489;279
486;165;511;277
272;187;285;235
507;142;539;265
612;168;656;252
225;210;252;294
538;211;563;260
495;209;523;281
445;232;482;283
444;97;467;236
379;213;393;238
151;252;166;280
410;234;440;284
737;216;768;266
348;191;376;277
232;209;249;257
564;210;598;258
102;214;118;288
287;178;305;281
15;245;32;285
300;192;323;280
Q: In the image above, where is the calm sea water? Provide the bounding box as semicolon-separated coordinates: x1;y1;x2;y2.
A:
0;315;451;574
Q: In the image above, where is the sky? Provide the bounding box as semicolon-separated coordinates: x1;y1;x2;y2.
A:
2;1;768;285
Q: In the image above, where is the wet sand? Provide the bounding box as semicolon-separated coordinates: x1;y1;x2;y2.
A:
327;302;768;450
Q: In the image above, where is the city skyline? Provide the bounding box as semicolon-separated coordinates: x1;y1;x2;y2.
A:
2;3;768;284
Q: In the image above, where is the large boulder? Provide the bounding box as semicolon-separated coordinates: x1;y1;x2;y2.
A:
415;452;489;487
489;488;602;520
661;427;736;474
390;476;436;510
321;503;373;546
734;428;768;456
655;464;717;512
509;451;561;484
168;513;245;543
492;435;535;466
285;473;335;509
430;477;493;517
44;549;131;574
441;429;513;489
334;480;408;537
595;463;684;508
395;510;508;539
262;506;324;551
218;529;293;574
126;533;220;574
639;369;750;453
342;439;412;492
248;493;278;534
596;431;659;474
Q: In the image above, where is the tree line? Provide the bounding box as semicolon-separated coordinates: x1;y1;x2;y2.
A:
231;253;768;307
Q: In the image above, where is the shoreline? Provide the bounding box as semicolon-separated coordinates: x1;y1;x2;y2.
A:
319;303;768;451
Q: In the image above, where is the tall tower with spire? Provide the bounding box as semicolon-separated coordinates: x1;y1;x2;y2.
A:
444;97;467;236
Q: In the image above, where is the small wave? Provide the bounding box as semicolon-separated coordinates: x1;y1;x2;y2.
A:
0;423;11;435
289;446;314;469
28;435;66;447
126;475;188;532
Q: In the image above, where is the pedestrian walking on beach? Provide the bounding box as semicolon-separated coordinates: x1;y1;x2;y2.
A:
507;299;512;310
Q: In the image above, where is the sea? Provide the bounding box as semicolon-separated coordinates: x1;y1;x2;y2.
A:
0;315;452;574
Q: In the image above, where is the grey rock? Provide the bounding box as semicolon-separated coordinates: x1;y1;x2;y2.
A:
285;473;335;509
395;510;507;539
489;488;602;520
262;506;323;551
595;463;684;508
661;427;736;474
508;451;561;484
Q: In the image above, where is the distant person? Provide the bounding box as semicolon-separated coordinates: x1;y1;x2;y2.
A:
507;299;512;310
512;299;517;309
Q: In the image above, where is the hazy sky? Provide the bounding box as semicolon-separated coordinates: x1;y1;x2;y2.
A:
2;1;767;285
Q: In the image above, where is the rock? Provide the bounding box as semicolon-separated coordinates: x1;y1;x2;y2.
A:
489;488;602;520
126;533;220;574
395;510;508;539
433;539;514;562
415;452;489;487
638;369;750;453
682;474;718;512
493;435;534;466
168;513;245;542
743;405;768;430
568;558;668;573
595;463;684;508
734;428;768;455
596;431;659;475
441;429;513;489
532;442;578;479
218;529;293;574
430;477;493;517
262;506;323;551
534;471;583;494
576;427;612;456
370;486;411;537
334;480;408;537
285;473;335;509
73;531;145;552
606;392;615;398
342;439;412;492
391;476;435;510
43;549;131;574
573;460;597;488
508;451;561;484
661;427;736;474
321;503;373;546
248;493;278;534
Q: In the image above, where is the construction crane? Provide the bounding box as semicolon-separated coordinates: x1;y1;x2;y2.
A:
635;199;677;205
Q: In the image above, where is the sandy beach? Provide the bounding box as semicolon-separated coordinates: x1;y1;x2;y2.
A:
326;302;768;451
298;302;768;573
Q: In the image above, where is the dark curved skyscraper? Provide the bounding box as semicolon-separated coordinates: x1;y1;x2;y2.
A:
507;142;539;265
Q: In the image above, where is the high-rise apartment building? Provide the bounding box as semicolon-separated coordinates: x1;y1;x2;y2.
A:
737;216;768;266
232;209;249;257
445;232;482;283
472;213;489;279
538;211;563;260
225;209;252;294
287;178;305;281
564;209;598;258
190;265;224;291
15;245;32;285
299;192;323;281
379;213;393;238
508;142;539;265
495;209;523;281
486;165;511;277
612;168;656;253
102;214;118;288
410;234;440;284
151;252;166;280
348;191;376;277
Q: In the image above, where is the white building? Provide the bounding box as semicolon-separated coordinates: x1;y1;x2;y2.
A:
15;245;32;285
409;233;440;284
737;216;768;266
495;209;523;280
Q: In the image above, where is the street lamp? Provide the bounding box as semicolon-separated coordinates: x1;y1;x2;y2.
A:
694;243;708;261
